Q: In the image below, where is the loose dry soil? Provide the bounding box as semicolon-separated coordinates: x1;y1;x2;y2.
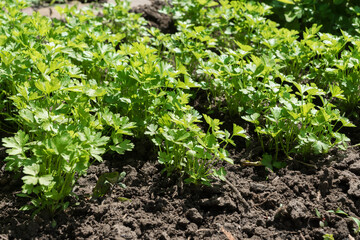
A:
1;1;360;239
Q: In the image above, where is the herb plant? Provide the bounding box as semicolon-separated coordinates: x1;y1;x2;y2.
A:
1;0;360;217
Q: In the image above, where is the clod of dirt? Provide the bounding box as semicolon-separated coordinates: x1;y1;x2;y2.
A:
122;165;139;186
333;218;351;239
200;196;237;212
318;168;334;196
111;224;136;239
176;217;190;230
274;198;309;227
160;231;171;240
185;222;198;236
185;208;203;225
250;182;268;192
348;178;360;198
287;198;310;226
241;222;257;237
77;225;93;238
349;161;360;174
335;150;359;169
132;0;175;33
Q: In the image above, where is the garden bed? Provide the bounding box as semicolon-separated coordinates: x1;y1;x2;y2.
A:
1;143;360;239
1;0;360;239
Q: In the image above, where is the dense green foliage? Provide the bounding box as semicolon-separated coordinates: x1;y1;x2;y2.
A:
0;0;359;215
161;0;357;158
259;0;360;35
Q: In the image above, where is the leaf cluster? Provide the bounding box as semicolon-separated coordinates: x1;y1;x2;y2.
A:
261;0;360;35
158;0;357;163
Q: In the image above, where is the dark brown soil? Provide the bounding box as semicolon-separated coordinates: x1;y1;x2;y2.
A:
1;140;360;239
1;1;360;240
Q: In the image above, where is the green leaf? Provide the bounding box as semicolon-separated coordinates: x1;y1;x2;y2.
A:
294;82;310;96
242;113;260;125
203;114;222;132
20;205;35;211
175;131;191;143
219;148;233;164
350;217;360;233
270;106;282;121
329;85;346;100
234;41;253;54
39;175;53;186
203;134;217;149
34;78;61;94
0;50;15;66
203;114;212;126
92;171;122;199
90;148;106;161
312;140;330;154
186;150;196;159
233;124;248;139
22;184;34;194
339;117;356;127
17;193;30;198
158;151;170;165
118;197;131;202
23;164;40;176
35;60;48;75
276;0;294;4
85;87;107;98
284;7;303;22
177;75;200;89
212;167;227;181
261;154;273;171
2;131;29;155
315;208;322;218
110;140;134;155
162;130;175;142
288;111;300;120
333;0;344;5
19;109;35;123
4;155;24;171
114;117;136;135
145;124;158;136
92;175;110;199
53;133;72;154
105;172;121;184
302;103;315;116
273;161;287;169
22;176;39;185
328;208;348;216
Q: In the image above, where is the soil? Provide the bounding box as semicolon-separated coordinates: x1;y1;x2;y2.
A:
132;0;176;34
2;1;360;240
